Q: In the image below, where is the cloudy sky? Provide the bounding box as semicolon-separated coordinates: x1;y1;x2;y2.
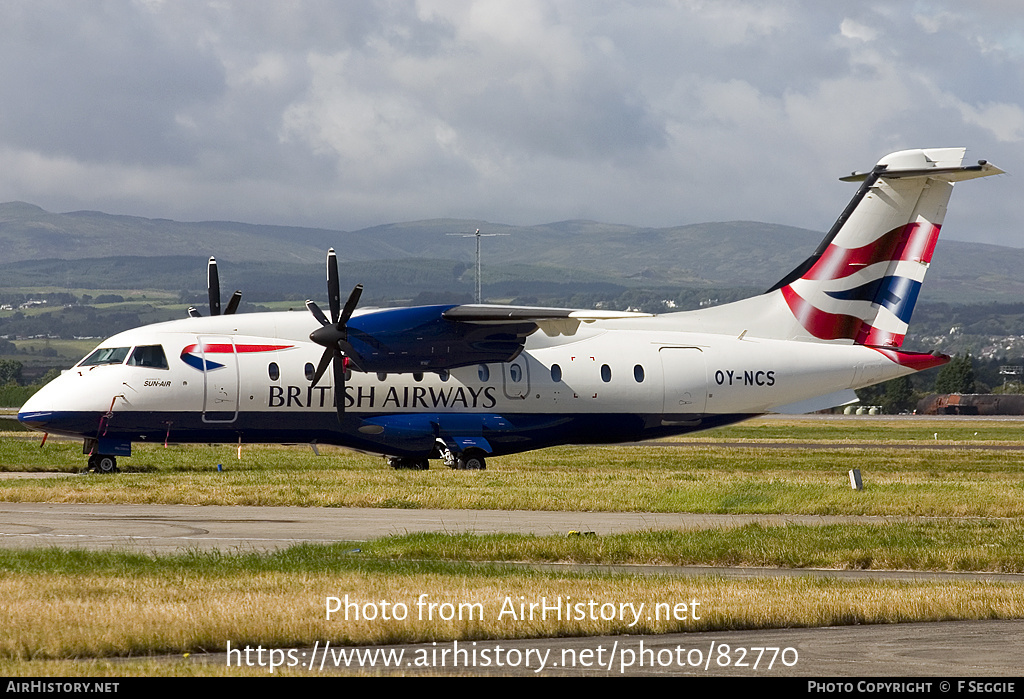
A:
0;1;1021;246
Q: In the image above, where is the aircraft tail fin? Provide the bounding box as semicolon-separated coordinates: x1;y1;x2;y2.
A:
726;148;1002;346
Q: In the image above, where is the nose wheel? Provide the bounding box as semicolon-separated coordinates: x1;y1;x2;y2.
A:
87;454;119;473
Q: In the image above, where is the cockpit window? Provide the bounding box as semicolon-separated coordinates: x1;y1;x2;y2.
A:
127;345;169;369
79;346;131;367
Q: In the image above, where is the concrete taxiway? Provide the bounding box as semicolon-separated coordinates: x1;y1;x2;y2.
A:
0;501;930;553
0;501;1021;586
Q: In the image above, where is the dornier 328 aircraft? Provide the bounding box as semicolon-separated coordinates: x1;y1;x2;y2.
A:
18;148;1003;472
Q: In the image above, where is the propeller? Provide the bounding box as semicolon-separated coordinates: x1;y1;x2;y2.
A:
188;257;242;317
306;248;365;419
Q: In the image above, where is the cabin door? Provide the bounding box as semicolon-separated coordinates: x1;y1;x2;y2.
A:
198;336;239;423
659;347;708;416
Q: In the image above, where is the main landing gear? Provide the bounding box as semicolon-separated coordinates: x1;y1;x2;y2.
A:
452;453;486;470
386;444;488;471
87;454;119;473
387;457;430;470
437;440;487;471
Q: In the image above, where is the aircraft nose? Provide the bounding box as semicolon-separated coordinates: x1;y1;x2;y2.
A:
17;409;52;431
17;385;55;431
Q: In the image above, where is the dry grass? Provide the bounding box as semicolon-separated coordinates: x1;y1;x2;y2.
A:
1;562;1022;660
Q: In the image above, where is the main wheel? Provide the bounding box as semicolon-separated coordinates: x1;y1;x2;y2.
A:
88;454;119;473
457;454;486;470
388;457;430;470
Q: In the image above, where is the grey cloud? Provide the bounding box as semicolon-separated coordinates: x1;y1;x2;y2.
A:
0;1;225;165
0;1;1019;244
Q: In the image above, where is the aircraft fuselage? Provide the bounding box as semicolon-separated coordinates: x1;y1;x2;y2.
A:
18;309;915;460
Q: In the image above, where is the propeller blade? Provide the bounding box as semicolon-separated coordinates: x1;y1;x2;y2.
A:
310;347;333;388
208;257;221;316
335;340;365;372
224;291;242;315
332;350;346;416
327;248;341;324
189;256;244;319
307;249;365;420
305;300;331;327
339;284;363;325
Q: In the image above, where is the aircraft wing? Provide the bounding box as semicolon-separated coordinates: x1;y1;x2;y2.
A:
442;304;652;322
443;304;653;338
339;304;653;374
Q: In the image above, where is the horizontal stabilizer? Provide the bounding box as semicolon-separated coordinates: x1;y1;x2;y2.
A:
840;148;1003;182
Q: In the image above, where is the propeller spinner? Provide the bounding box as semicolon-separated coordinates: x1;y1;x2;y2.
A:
306;248;365;419
188;257;242;317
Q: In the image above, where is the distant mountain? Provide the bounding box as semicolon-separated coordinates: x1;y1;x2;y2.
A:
0;201;339;264
0;201;819;283
1;201;1021;301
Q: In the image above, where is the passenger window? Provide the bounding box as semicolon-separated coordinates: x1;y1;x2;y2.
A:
478;365;490;382
268;362;280;381
127;345;168;369
509;364;522;383
634;364;645;383
551;364;562;382
413;372;423;382
438;370;450;382
601;364;612;382
304;363;315;381
79;346;130;367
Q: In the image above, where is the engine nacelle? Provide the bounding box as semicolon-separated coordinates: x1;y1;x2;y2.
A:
347;304;535;373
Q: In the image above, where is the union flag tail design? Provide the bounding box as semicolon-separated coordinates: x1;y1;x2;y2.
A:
767;148;1002;347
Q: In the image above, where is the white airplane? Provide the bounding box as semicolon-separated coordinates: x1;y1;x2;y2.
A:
17;148;1002;472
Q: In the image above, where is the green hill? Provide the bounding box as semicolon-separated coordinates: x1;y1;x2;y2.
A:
1;201;1021;302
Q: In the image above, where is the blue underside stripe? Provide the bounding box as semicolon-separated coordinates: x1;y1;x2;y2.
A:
17;409;756;458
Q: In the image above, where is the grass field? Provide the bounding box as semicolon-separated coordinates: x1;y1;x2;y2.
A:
0;416;1022;675
9;337;97;359
2;420;1023;516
